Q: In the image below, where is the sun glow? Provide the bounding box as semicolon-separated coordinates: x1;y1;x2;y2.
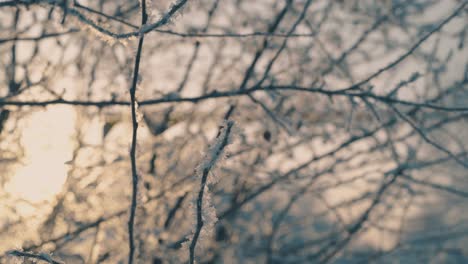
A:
6;106;76;203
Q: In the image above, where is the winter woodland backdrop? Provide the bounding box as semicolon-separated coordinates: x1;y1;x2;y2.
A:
0;0;468;263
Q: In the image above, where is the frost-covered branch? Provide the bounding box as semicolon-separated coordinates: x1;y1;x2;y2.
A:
189;120;235;264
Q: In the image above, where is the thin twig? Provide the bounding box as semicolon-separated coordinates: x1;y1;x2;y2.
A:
7;250;63;264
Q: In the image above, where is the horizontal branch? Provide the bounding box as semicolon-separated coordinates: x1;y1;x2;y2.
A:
0;84;466;112
7;250;63;264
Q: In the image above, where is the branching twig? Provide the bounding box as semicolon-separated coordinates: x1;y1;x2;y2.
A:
336;1;467;92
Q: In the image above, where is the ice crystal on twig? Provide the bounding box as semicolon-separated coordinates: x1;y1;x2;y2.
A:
187;120;235;263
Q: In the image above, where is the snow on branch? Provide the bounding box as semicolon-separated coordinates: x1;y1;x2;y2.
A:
188;120;235;264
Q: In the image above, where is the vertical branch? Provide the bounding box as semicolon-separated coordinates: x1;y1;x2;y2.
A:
127;1;147;264
8;8;20;94
189;119;234;264
188;167;210;264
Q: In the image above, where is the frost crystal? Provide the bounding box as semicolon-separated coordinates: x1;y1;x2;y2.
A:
187;120;235;260
196;120;235;180
81;20;117;46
